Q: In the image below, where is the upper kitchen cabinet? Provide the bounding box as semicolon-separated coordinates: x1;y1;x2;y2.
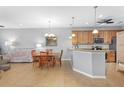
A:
104;31;112;44
104;31;117;44
81;32;89;44
111;31;117;38
77;31;83;44
72;31;93;45
98;31;104;38
72;31;78;45
72;30;119;45
88;31;93;44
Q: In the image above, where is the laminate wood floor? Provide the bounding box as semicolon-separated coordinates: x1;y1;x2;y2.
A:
0;61;124;87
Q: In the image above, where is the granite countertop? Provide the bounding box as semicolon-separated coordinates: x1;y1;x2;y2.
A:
68;48;115;52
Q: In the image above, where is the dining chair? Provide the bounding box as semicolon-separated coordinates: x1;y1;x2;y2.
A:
46;49;53;54
40;52;49;68
49;49;53;54
31;50;40;68
40;52;55;68
59;50;63;67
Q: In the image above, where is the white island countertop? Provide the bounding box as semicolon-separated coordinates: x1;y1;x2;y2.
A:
72;50;106;78
69;48;115;52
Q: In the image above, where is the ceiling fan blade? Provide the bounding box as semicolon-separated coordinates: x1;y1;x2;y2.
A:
105;19;113;22
106;21;114;24
0;25;4;27
97;18;114;24
97;21;105;23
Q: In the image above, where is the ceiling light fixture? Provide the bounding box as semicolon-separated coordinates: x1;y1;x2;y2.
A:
92;6;99;34
44;20;56;38
99;14;103;18
69;17;76;39
19;24;23;26
71;17;76;37
85;22;89;25
72;34;76;37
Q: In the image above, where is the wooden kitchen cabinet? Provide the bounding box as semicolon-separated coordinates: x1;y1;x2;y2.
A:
104;31;112;44
77;31;83;44
79;31;93;44
82;32;89;44
98;31;104;38
72;30;119;45
72;31;78;45
88;32;93;44
111;31;117;38
107;51;116;62
72;31;93;45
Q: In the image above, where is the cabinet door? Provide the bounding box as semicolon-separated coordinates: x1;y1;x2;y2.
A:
98;31;104;38
88;31;93;44
72;31;78;45
104;31;112;44
107;51;116;62
82;32;89;44
111;31;117;38
103;31;107;44
77;32;83;44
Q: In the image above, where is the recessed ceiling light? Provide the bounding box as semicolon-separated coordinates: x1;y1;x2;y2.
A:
99;14;103;18
118;21;123;24
85;22;89;25
19;24;23;26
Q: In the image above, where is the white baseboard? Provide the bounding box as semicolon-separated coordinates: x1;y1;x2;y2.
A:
62;59;71;61
93;76;106;79
73;68;106;79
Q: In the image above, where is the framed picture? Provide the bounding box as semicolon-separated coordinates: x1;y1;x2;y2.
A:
46;37;57;46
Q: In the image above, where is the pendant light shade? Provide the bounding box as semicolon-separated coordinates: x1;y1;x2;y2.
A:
44;33;49;37
92;29;98;34
92;6;99;34
49;33;55;37
72;33;76;37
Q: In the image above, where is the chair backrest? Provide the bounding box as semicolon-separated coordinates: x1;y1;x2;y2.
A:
46;49;53;54
31;50;36;62
59;50;63;61
31;50;36;57
40;52;49;64
49;49;53;54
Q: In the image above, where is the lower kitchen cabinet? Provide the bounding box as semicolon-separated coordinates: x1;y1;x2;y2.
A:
107;51;116;63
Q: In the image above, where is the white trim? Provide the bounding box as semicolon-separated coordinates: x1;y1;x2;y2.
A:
93;76;106;79
73;68;106;79
62;59;71;61
73;68;93;78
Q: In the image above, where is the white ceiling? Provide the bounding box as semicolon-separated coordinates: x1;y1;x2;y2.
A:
0;6;124;28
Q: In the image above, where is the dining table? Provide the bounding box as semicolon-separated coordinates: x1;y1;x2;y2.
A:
33;52;60;67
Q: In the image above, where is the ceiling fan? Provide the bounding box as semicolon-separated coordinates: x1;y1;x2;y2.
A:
97;18;114;24
0;25;4;28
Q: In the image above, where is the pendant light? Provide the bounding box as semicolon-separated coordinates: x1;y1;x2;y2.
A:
92;6;99;34
44;20;55;37
68;17;75;39
71;17;76;37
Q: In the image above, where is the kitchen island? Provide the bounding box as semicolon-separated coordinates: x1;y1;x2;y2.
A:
72;50;106;78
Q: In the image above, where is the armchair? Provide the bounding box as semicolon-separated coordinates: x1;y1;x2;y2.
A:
0;55;11;71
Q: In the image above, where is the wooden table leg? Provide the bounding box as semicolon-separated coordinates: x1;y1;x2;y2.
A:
52;57;56;67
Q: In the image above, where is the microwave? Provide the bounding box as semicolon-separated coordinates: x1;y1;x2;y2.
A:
94;38;104;44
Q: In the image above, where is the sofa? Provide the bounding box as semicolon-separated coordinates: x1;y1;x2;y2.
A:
5;48;34;62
